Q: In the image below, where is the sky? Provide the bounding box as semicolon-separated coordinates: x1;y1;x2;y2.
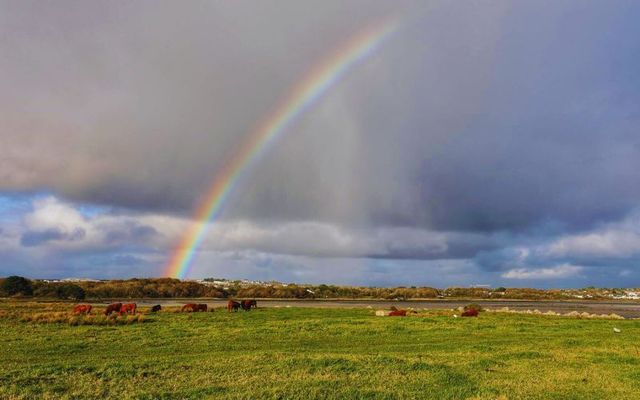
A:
2;1;640;287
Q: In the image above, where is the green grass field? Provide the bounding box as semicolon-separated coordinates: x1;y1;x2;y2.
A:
1;302;639;399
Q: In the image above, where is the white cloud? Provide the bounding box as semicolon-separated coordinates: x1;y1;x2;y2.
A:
1;197;163;252
24;197;87;232
548;231;640;258
2;196;460;259
546;212;640;258
501;264;583;280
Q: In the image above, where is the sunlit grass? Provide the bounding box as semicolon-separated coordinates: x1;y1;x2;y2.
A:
0;301;638;399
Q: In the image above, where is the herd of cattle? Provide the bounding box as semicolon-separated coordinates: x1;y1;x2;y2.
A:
71;300;258;315
72;301;480;318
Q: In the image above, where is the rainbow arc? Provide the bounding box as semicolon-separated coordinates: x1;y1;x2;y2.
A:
165;17;399;279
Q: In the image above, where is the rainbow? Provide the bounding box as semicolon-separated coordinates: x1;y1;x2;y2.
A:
165;17;399;279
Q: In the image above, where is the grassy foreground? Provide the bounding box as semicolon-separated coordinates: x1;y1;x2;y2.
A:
0;302;639;399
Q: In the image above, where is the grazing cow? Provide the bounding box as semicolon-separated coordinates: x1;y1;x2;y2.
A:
104;303;122;316
241;299;257;310
150;304;162;313
196;304;208;312
73;304;92;315
182;303;197;312
227;300;241;312
120;303;137;315
461;309;479;317
240;300;258;311
388;310;407;317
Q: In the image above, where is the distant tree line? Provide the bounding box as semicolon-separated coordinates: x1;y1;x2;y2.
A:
0;276;627;300
0;276;87;300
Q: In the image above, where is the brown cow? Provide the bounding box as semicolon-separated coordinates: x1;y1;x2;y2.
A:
120;303;137;315
227;300;241;312
182;303;198;312
104;303;122;315
196;304;208;312
388;310;407;316
241;300;257;310
461;309;479;317
73;304;92;315
150;304;162;313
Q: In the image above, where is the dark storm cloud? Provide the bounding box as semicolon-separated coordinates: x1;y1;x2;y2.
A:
3;0;639;234
0;0;407;214
209;0;640;235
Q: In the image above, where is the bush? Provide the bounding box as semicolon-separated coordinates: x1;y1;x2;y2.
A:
1;276;33;296
55;283;86;300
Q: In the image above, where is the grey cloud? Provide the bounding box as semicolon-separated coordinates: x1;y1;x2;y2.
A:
21;229;66;247
470;208;640;286
197;220;501;260
20;227;86;247
103;223;159;246
91;254;150;267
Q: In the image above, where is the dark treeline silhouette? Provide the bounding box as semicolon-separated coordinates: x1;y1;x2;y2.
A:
0;276;631;300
